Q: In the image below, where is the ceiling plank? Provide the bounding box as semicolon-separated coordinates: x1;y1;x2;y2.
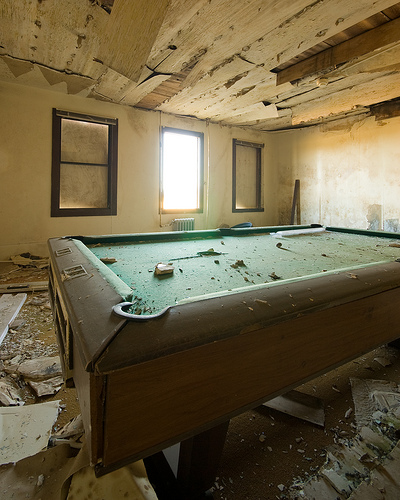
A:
291;71;400;125
121;74;171;106
275;44;400;111
220;103;279;125
159;66;281;120
0;1;108;79
248;109;293;131
158;56;255;112
148;0;316;88
98;0;170;82
146;0;210;70
277;16;400;85
135;67;192;109
92;67;132;102
178;0;313;87
321;43;400;81
156;0;399;115
244;0;399;69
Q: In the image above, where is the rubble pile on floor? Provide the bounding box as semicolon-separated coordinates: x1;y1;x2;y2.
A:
288;377;400;499
0;291;61;404
0;264;159;499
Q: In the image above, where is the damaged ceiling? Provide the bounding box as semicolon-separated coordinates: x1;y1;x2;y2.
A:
1;0;400;130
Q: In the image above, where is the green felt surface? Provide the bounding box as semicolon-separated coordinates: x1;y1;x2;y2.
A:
73;239;134;301
85;228;400;316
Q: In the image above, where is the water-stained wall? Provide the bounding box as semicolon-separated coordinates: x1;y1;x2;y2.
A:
0;82;277;259
274;115;400;231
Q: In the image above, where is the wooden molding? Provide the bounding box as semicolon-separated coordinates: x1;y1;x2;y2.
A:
277;16;400;86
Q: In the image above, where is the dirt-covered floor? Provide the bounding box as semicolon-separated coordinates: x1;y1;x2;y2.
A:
0;262;80;429
1;260;400;500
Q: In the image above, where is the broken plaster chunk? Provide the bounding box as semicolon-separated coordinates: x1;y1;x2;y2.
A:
154;263;174;276
6;356;62;381
52;414;84;439
0;401;60;465
100;257;117;264
0;378;25;406
10;253;48;269
28;376;64;397
321;468;353;496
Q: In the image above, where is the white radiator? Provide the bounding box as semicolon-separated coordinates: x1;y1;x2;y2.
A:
172;218;195;231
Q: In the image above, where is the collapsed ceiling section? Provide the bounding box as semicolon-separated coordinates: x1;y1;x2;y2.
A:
1;0;400;130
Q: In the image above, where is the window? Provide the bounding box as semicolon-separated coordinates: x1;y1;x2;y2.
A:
160;127;204;213
51;109;118;217
232;139;264;213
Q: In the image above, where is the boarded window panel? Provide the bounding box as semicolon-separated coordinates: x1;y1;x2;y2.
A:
235;144;258;209
61;120;108;165
59;164;108;209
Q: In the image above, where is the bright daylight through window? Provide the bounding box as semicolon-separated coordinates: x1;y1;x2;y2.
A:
161;127;204;213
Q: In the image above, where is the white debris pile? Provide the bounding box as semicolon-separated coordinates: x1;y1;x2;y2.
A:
288;377;400;499
0;289;62;405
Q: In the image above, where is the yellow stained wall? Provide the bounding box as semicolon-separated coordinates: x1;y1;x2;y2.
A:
0;82;277;259
274;115;400;231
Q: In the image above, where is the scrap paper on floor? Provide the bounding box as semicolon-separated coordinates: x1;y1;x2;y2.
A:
0;400;60;465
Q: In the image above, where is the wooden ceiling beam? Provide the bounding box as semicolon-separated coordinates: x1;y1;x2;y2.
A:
277;16;400;85
371;98;400;120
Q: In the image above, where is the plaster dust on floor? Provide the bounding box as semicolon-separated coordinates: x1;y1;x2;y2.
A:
1;261;400;500
0;261;81;424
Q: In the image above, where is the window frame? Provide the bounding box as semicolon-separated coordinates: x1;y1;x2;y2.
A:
160;127;204;215
51;108;118;217
232;138;264;213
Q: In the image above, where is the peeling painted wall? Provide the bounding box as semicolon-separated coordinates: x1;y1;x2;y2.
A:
274;115;400;231
0;81;277;259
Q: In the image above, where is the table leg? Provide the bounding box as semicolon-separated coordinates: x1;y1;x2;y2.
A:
177;420;230;498
144;421;229;499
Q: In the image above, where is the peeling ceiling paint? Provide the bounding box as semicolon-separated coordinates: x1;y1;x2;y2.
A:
1;0;400;130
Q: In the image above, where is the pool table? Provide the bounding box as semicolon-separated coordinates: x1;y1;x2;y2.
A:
48;225;400;496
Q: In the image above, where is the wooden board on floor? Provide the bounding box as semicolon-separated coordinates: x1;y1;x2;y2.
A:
0;293;27;345
263;389;325;427
0;281;48;294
